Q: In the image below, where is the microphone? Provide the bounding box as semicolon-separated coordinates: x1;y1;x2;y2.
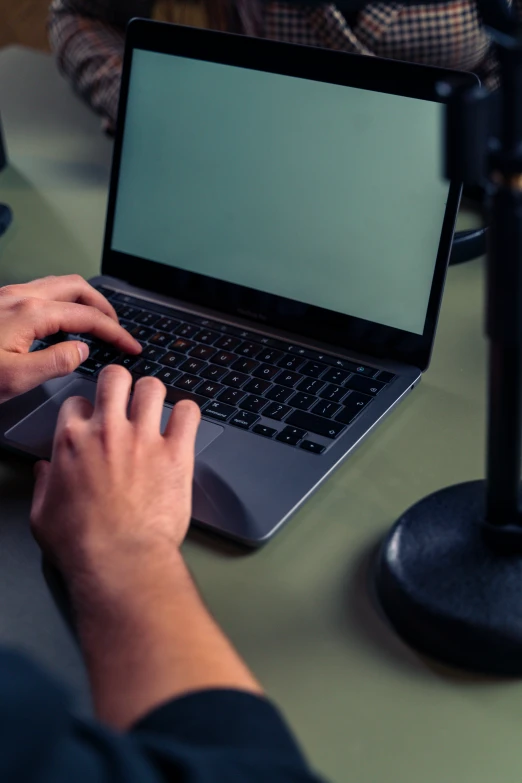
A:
374;1;522;674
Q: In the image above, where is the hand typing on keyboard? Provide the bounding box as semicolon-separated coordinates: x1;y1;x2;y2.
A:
0;275;141;404
60;287;396;454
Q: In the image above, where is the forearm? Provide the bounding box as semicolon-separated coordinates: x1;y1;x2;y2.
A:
49;0;125;125
70;550;262;730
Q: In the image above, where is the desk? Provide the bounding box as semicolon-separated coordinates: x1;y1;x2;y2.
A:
0;45;518;783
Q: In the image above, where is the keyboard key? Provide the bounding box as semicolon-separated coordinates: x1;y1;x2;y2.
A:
236;341;263;358
201;364;228;381
274;370;302;388
160;351;185;368
170;338;195;354
114;355;140;370
321;355;361;371
322;368;350;385
230;410;260;429
319;384;348;403
228;328;254;340
150;331;172;348
266;385;293;403
156;367;180;385
115;304;139;320
263;402;291;421
335;392;372;424
253;424;277;438
195;329;220;344
203;400;236;422
300;440;325;455
91;346;118;364
244;378;272;395
134;311;160;327
165;387;207;409
194;317;220;329
277;354;306;372
311;400;341;418
156;317;180;332
176;322;199;338
133;359;160;376
345;375;386;396
222;371;249;388
239;395;268;414
197;381;224;398
212;351;236;367
252;364;280;381
256;349;284;364
286;410;345;439
343;362;378;378
297;377;325;395
76;358;103;376
377;371;395;383
217;387;246;405
213;335;241;351
276;426;307;446
130;325;154;342
174;374;201;391
231;358;259;374
29;341;47;352
286;345;309;357
301;361;328;378
189;344;216;360
94;285;116;299
288;392;316;411
142;345;166;363
180;358;207;375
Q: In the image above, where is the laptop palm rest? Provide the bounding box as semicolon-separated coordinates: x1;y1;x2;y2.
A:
5;378;224;459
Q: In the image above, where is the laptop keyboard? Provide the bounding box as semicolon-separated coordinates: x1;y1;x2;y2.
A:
32;287;396;455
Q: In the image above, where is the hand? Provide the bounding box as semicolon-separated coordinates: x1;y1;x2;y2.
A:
30;365;201;593
0;275;141;404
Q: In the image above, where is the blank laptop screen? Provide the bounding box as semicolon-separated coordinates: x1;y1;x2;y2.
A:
111;48;449;336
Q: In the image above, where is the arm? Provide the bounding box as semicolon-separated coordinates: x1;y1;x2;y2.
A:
48;0;154;127
27;367;324;781
30;369;261;728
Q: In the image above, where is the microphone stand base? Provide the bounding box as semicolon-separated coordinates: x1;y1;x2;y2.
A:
374;480;522;676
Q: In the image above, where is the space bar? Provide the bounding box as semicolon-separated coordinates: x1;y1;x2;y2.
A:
286;410;345;439
165;387;207;409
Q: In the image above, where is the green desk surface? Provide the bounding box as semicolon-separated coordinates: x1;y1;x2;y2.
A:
0;45;518;783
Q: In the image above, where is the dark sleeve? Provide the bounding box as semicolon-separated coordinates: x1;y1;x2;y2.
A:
0;650;324;783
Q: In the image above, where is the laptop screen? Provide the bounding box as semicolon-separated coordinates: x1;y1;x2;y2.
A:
111;48;449;337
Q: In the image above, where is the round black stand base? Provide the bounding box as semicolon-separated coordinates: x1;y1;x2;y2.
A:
375;480;522;676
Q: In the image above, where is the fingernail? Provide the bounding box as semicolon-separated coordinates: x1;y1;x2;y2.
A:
77;342;89;362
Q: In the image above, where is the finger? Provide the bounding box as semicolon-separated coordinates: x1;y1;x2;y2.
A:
93;364;133;422
164;400;201;459
55;394;95;432
26;299;141;354
129;376;167;432
8;341;90;392
29;460;51;527
8;275;118;322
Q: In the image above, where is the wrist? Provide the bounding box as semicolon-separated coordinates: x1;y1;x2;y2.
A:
66;546;190;621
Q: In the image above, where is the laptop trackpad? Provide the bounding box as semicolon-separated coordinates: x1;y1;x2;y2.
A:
5;378;224;459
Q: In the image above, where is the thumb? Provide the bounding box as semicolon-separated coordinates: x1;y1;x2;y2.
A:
30;460;51;530
17;341;89;392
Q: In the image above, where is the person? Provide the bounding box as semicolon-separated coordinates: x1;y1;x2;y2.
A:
49;0;512;133
0;273;324;782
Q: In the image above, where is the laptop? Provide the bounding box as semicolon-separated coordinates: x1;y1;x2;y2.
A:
0;21;475;545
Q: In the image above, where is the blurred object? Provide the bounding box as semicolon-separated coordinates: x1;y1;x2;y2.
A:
0;204;12;237
154;0;208;27
450;225;487;264
0;111;12;238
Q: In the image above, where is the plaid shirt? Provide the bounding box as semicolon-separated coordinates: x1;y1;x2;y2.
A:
48;0;518;128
